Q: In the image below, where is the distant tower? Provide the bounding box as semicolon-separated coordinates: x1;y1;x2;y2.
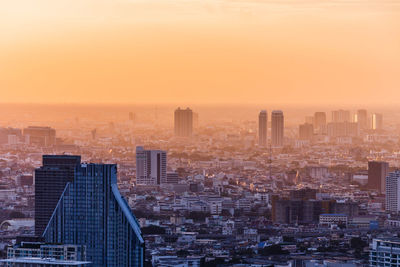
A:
356;109;368;130
299;123;314;140
136;146;167;185
372;113;383;130
332;110;350;123
258;110;267;147
271;110;284;147
314;112;326;134
174;107;193;137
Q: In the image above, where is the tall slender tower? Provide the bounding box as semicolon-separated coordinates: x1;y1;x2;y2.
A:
356;109;368;130
372;113;383;130
174;107;193;137
271;110;284;147
258;110;267;147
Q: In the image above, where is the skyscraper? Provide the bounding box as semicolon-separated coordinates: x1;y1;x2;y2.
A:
356;109;368;130
43;163;144;267
386;171;400;213
372;113;383;130
331;110;350;123
299;123;314;140
368;161;389;194
23;126;56;147
314;112;326;134
174;107;193;137
35;155;81;236
136;146;167;185
258;110;267;147
271;110;284;147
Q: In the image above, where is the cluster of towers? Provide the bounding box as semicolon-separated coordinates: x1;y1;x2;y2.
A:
258;110;284;147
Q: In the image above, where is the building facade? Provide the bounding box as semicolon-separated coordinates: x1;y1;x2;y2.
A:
368;161;389;194
258;110;267;147
271;110;284;147
386;171;400;213
35;155;81;236
174;107;193;137
136;146;167;185
43;164;144;267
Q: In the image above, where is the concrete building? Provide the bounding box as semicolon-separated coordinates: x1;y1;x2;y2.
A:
386;170;400;213
368;161;389;194
174;107;193;137
370;238;400;266
271;110;284;147
258;110;267;147
136;146;167;185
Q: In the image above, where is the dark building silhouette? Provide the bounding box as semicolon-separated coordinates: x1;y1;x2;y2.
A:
368;161;389;194
174;107;193;137
34;155;81;236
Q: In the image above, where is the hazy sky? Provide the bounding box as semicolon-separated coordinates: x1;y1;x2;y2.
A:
0;0;399;105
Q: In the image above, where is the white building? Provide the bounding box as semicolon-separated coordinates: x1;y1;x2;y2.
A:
386;171;400;213
319;214;348;227
370;238;400;266
136;146;167;185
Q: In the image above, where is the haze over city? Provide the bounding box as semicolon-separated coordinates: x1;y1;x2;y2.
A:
1;0;399;105
1;1;400;267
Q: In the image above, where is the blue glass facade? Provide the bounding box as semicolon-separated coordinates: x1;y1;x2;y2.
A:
43;164;144;267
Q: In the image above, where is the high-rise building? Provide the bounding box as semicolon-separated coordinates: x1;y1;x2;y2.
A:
271;110;284;147
299;123;314;140
23;126;56;147
327;121;359;137
386;171;400;213
368;161;389;193
356;109;368;130
35;155;81;236
372;113;383;130
258;110;267;147
43;163;144;267
313;112;326;134
136;146;167;185
331;110;350;123
370;239;400;266
174;107;193;137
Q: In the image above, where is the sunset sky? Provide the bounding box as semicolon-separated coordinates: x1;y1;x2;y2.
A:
0;0;399;105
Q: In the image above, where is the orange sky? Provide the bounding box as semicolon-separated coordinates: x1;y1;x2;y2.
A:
0;0;399;105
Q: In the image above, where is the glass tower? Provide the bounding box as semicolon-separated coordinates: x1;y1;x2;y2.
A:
43;164;144;267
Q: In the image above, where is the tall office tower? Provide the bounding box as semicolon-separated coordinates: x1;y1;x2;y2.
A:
331;110;350;123
368;161;389;194
314;112;327;134
23;126;56;147
35;155;81;236
299;123;314;140
386;171;400;213
356;109;368;130
271;110;284;147
174;107;193;137
258;110;267;147
136;146;167;185
372;113;383;130
43;163;144;267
